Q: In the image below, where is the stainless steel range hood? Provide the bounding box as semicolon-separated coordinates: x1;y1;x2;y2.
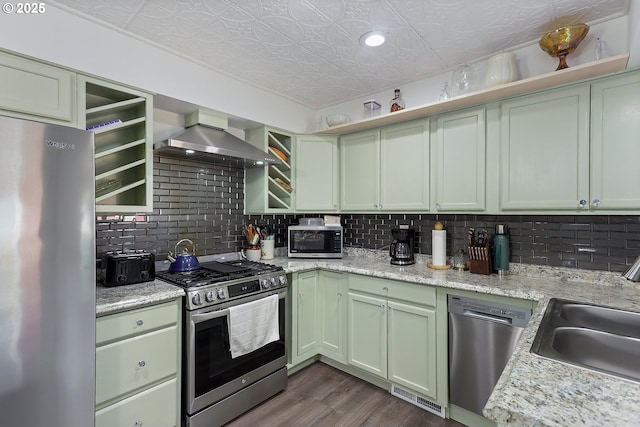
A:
154;110;281;167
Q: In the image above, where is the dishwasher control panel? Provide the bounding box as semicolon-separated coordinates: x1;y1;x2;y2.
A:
448;295;532;328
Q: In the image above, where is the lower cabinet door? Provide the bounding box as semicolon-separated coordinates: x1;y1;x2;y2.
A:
387;300;437;399
96;326;178;405
95;378;178;427
348;292;387;378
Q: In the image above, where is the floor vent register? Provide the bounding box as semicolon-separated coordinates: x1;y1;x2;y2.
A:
390;384;445;418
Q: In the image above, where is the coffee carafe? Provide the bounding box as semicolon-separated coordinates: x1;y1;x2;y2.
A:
390;228;416;265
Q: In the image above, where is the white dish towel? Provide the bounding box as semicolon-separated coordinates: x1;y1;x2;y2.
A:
228;294;280;359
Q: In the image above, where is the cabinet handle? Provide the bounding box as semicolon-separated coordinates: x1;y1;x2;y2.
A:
373;204;378;209
592;199;601;207
379;204;383;209
137;360;146;368
382;286;389;293
134;421;143;427
578;199;587;207
436;203;442;209
337;293;342;298
136;320;144;326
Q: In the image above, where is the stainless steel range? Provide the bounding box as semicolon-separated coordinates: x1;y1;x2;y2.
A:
157;260;288;427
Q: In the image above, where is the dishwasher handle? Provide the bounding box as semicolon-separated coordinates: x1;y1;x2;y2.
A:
462;309;513;325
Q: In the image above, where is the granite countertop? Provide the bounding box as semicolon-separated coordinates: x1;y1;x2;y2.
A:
96;279;184;316
264;250;640;427
96;249;640;426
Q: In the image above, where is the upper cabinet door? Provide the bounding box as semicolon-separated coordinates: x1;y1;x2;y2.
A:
433;108;485;212
590;71;640;211
340;129;380;211
499;85;590;211
380;119;430;211
0;51;75;125
294;135;339;212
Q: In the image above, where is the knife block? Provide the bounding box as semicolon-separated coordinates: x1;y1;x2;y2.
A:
468;245;492;275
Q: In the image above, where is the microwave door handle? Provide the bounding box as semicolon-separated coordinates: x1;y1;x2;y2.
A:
191;309;230;323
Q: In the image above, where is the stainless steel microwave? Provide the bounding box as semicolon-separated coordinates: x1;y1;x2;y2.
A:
287;225;343;258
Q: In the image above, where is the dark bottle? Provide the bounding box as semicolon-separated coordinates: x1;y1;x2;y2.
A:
390;89;405;112
493;224;510;272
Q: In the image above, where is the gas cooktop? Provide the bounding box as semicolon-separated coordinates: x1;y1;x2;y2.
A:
157;260;282;288
156;260;287;310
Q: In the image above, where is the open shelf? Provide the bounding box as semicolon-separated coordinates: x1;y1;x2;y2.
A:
80;76;153;213
312;53;629;135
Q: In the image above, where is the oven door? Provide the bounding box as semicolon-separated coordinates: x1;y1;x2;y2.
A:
185;289;287;415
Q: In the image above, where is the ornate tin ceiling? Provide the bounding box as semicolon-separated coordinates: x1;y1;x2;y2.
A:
50;0;629;109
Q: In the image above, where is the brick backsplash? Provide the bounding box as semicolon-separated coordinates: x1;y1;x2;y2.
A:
96;156;639;273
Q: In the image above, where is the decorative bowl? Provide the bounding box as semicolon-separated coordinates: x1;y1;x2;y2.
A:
539;24;589;70
326;114;350;127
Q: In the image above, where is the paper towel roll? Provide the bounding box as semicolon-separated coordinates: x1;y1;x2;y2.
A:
432;230;447;266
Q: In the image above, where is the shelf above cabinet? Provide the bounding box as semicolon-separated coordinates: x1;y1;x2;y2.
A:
312;53;629;136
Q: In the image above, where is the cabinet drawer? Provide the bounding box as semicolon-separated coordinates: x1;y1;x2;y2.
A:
348;274;436;306
96;326;178;406
95;377;177;427
96;301;178;345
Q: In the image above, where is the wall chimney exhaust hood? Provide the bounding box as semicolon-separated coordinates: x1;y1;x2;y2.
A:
154;110;281;167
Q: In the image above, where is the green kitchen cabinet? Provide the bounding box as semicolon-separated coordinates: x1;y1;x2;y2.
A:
590;71;640;210
348;291;387;378
95;299;181;427
387;299;437;398
0;50;76;125
340;128;380;211
291;271;319;365
348;274;439;401
499;85;590;211
340;119;430;211
294;134;339;212
317;270;348;363
78;76;154;213
432;107;486;212
245;127;293;213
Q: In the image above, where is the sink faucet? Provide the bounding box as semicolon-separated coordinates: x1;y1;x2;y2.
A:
623;256;640;282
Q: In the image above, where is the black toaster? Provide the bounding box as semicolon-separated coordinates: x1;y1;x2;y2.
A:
103;251;155;287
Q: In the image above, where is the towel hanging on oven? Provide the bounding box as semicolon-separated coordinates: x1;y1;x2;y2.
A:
228;294;280;358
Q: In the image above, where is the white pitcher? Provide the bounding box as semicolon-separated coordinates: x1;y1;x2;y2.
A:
485;52;518;88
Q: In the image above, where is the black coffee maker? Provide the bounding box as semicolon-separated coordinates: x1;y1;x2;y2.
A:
389;228;416;265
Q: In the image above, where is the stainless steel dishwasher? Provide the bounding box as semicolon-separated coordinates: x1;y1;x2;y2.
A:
448;295;532;416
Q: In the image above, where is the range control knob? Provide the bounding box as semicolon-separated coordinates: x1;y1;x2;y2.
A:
204;291;215;303
216;288;226;300
279;275;287;286
192;293;202;306
270;277;277;288
260;278;270;289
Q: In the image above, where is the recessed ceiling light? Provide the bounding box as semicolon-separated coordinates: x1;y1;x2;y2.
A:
360;31;386;47
185;149;195;154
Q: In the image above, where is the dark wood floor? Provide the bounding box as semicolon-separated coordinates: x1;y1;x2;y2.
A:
225;362;465;427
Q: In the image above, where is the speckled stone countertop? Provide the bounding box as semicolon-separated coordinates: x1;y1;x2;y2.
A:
264;248;640;427
96;248;640;426
96;280;184;316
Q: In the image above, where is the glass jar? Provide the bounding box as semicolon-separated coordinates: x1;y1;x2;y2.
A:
453;249;469;271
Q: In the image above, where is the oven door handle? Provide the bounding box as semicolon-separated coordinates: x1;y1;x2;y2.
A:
191;309;230;323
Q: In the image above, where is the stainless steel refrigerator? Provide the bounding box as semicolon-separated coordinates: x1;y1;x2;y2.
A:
0;115;96;426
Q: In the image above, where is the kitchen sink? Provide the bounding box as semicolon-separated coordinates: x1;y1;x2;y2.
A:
559;303;640;338
531;298;640;382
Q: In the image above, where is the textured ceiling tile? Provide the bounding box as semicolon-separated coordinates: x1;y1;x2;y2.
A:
49;0;631;109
